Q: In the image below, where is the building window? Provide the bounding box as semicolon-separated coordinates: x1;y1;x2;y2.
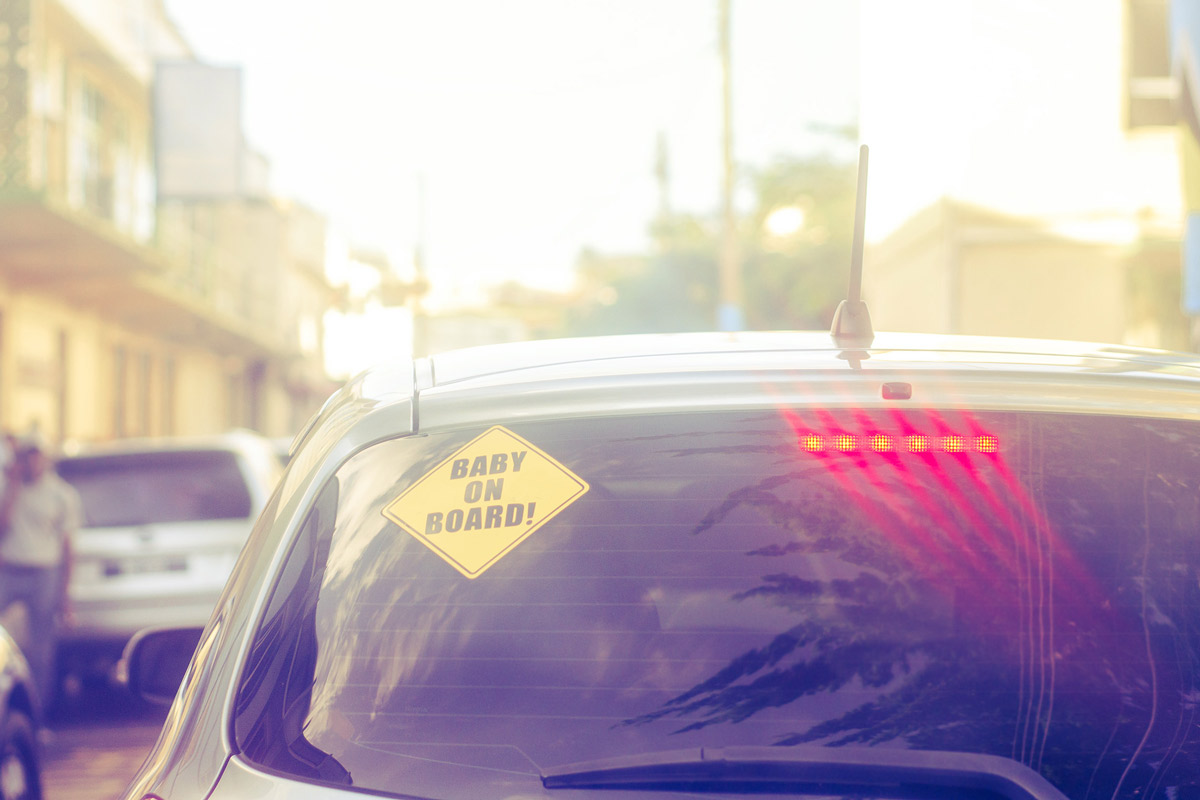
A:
1125;0;1176;129
227;369;243;430
73;79;128;220
135;352;151;436
163;357;176;436
56;330;68;443
31;42;66;195
77;81;106;215
113;345;127;438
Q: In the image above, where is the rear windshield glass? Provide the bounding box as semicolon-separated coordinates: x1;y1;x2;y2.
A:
58;450;252;526
235;409;1200;800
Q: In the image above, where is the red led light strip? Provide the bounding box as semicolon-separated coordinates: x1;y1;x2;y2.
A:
799;432;1000;454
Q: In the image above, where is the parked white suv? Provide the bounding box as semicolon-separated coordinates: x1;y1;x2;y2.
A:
54;430;282;691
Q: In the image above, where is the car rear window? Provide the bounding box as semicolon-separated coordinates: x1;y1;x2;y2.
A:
234;409;1200;800
58;450;253;526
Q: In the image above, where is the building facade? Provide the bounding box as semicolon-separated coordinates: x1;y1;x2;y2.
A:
0;0;336;446
860;0;1186;348
866;199;1187;348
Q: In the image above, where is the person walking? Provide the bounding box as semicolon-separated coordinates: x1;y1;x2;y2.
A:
0;432;82;709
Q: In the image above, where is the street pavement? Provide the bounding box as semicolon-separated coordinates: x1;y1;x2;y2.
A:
41;686;168;800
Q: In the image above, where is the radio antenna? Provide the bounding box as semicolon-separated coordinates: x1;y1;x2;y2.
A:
830;143;874;347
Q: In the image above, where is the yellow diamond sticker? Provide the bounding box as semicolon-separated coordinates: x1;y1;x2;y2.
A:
382;426;589;579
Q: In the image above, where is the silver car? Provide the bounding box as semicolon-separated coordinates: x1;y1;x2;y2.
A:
0;623;44;800
122;331;1200;800
54;431;282;690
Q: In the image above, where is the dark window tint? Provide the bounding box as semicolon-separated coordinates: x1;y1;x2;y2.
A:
59;450;252;526
236;410;1200;800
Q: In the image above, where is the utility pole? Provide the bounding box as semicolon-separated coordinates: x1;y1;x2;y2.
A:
717;0;743;331
655;130;671;221
411;173;428;358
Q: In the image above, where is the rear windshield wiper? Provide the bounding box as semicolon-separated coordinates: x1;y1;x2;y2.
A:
541;746;1068;800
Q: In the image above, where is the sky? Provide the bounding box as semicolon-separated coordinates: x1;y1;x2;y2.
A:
859;1;1180;242
159;0;1183;371
160;0;861;300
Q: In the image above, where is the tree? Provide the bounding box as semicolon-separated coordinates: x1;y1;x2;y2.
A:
741;154;858;330
564;234;717;337
561;151;857;337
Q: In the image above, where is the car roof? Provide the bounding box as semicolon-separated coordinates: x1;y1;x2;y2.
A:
423;330;1200;386
422;332;1200;425
288;331;1200;466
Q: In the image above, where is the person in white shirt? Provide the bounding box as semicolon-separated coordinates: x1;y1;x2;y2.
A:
0;432;82;708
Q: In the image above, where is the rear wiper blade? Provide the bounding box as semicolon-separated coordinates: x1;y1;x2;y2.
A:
541;746;1068;800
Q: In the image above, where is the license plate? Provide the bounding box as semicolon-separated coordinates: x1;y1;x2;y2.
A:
102;556;188;577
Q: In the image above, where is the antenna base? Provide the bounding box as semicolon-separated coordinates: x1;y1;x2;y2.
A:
830;299;875;348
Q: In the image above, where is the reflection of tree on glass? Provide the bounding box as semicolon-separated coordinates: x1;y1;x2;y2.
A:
619;414;1200;797
229;411;1200;800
